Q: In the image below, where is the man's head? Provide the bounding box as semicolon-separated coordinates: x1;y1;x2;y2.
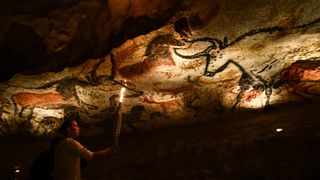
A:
59;119;81;138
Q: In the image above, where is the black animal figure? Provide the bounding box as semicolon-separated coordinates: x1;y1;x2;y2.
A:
171;18;320;111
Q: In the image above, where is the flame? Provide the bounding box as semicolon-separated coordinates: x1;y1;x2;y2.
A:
119;80;127;103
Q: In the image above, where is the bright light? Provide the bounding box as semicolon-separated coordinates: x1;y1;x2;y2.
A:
276;128;283;132
119;80;127;103
15;169;20;173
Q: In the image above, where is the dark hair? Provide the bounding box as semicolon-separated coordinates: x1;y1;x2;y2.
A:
59;119;77;137
50;136;64;149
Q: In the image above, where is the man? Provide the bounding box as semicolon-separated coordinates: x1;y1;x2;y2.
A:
54;119;113;180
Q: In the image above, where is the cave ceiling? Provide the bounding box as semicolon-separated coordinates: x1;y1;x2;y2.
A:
0;0;320;136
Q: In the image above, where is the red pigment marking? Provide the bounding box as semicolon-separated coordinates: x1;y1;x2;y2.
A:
13;91;70;107
281;60;320;81
243;89;263;101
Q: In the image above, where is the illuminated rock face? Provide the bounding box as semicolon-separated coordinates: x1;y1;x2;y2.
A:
0;0;320;136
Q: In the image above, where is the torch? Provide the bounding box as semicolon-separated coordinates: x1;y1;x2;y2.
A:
114;80;126;153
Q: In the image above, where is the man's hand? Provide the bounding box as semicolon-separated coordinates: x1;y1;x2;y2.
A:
94;146;113;158
111;143;120;154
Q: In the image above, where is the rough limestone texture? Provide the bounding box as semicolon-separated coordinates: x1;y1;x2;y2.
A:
0;0;182;81
0;0;320;137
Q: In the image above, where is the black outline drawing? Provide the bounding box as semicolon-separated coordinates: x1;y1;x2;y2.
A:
173;18;320;111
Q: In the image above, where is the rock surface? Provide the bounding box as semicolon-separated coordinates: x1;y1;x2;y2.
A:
0;0;320;136
0;0;182;81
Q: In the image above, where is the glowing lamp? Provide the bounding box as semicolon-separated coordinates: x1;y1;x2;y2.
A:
119;86;126;103
114;80;127;153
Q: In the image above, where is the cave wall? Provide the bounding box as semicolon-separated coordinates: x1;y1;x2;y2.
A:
0;0;320;137
0;0;182;81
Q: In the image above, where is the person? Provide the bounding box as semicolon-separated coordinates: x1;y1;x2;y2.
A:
29;136;63;180
54;119;113;180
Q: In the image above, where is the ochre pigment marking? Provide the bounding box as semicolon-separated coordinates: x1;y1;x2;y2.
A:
13;91;70;107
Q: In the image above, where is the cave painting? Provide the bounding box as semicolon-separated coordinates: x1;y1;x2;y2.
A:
0;58;144;136
172;17;320;111
1;16;320;137
279;60;320;100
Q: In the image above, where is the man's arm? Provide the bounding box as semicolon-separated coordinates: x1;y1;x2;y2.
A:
94;147;113;158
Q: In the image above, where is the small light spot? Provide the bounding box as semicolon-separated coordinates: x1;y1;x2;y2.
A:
15;169;20;173
276;128;283;132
